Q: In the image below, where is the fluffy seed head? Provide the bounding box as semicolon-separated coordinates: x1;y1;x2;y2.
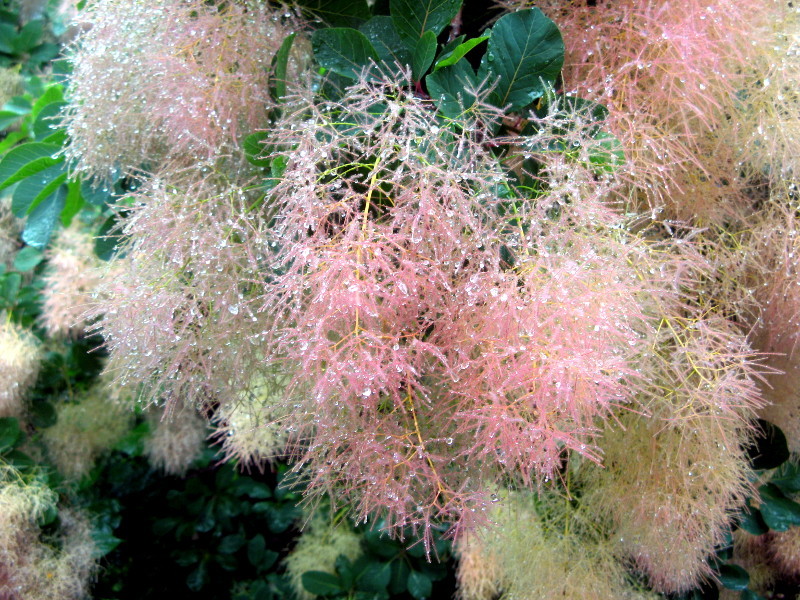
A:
476;490;658;600
40;224;102;338
144;405;207;476
0;319;41;418
213;369;291;468
63;0;307;180
43;384;134;481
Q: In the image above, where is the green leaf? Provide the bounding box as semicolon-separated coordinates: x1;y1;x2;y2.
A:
11;20;43;54
336;554;354;588
219;533;246;554
0;110;22;131
32;100;66;140
11;162;66;217
79;179;112;207
152;518;177;536
61;179;84;226
2;96;32;115
390;0;461;44
91;526;122;558
243;132;272;167
0;417;22;453
356;561;392;593
263;502;301;533
589;130;625;173
37;502;58;527
302;571;344;596
433;34;489;72
363;526;400;558
0;131;25;155
31;85;63;119
0;272;21;303
298;0;371;27
115;421;149;456
0;23;14;53
25;172;68;216
388;559;409;595
247;534;266;566
28;42;59;66
22;184;66;248
759;483;800;532
12;245;42;271
312;28;380;80
270;33;296;104
717;564;750;591
175;549;200;567
436;34;464;60
478;8;564;111
0;141;62;190
186;561;208;592
738;500;769;535
5;449;35;471
412;30;437;80
772;460;800;495
95;213;124;261
360;16;413;71
29;399;57;428
407;570;432;599
426;59;479;119
233;477;272;499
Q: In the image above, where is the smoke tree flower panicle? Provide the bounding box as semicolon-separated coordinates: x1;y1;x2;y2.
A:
728;4;800;183
0;469;97;600
93;171;273;409
63;0;305;180
472;490;656;600
43;383;134;481
509;0;775;222
577;306;764;592
0;320;42;418
40;224;102;338
250;75;679;540
144;403;207;476
213;369;292;468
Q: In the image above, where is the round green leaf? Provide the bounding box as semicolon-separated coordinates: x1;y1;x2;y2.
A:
478;8;564;111
247;534;266;566
186;561;208;592
717;564;750;591
302;571;344;596
311;27;380;79
759;483;800;531
356;561;391;593
390;0;461;44
22;183;67;248
738;500;768;536
0;417;22;453
360;16;412;71
12;246;42;272
772;460;800;495
218;533;246;554
407;570;432;599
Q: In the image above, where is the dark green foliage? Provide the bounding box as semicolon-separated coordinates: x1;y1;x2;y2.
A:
0;9;59;71
87;445;300;600
299;519;453;600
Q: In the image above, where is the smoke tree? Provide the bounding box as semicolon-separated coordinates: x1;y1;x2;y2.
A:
4;0;800;598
